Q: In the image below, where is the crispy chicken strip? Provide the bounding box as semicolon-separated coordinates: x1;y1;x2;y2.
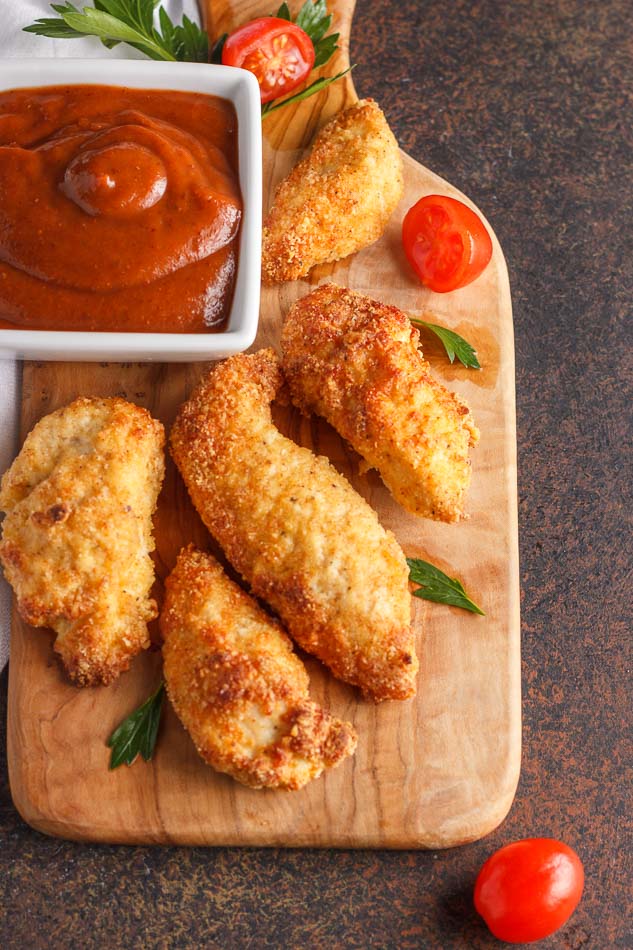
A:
161;546;357;790
281;285;480;522
0;397;164;685
170;349;416;702
262;99;404;283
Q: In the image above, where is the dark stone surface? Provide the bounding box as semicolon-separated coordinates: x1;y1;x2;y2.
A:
1;0;631;947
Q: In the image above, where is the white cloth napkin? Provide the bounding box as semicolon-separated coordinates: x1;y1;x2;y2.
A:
0;0;201;671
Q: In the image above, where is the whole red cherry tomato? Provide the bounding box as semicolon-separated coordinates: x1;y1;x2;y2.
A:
222;17;315;104
474;838;584;943
402;194;493;292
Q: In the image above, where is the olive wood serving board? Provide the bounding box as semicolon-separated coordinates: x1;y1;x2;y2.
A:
6;0;520;848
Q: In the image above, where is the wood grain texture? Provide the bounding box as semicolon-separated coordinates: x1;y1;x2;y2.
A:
6;0;520;848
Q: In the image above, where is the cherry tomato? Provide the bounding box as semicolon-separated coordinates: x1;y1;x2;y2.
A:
474;838;585;943
402;194;493;292
222;17;315;104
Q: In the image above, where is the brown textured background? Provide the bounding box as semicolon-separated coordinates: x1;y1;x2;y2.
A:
1;0;631;947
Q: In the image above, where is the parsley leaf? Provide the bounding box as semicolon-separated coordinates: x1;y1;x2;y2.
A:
23;13;84;40
313;32;340;68
407;557;485;615
25;1;209;62
295;0;341;68
107;682;165;769
410;316;481;369
296;0;331;40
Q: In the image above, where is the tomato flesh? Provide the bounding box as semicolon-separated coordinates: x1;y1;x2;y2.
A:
402;194;492;292
222;18;315;104
474;838;585;943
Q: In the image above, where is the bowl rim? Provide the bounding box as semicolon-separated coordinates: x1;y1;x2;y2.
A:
0;58;262;362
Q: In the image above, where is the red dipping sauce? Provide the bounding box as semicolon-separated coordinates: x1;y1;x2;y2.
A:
0;84;242;333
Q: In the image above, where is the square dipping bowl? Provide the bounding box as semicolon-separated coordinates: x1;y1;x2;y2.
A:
0;59;262;361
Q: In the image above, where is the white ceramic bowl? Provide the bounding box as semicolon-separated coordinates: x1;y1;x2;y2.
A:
0;59;262;361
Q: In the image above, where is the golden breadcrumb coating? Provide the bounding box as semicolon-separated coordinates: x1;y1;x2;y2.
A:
161;545;357;790
281;285;480;522
170;349;416;702
0;397;165;686
262;99;404;283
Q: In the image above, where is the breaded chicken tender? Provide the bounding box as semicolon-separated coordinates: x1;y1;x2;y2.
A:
0;397;165;686
161;546;357;790
281;285;479;522
262;99;404;283
170;349;416;702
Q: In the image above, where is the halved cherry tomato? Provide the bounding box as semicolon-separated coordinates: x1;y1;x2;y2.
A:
474;838;585;943
222;17;315;105
402;194;493;293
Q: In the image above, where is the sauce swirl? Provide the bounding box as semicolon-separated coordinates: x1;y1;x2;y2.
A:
0;85;242;333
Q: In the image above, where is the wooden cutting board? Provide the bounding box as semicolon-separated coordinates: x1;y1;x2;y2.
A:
6;0;520;848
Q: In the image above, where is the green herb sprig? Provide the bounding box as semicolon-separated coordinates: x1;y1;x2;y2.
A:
410;316;481;369
261;67;352;116
25;1;209;62
407;557;484;615
260;0;352;117
25;0;349;117
107;681;165;769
